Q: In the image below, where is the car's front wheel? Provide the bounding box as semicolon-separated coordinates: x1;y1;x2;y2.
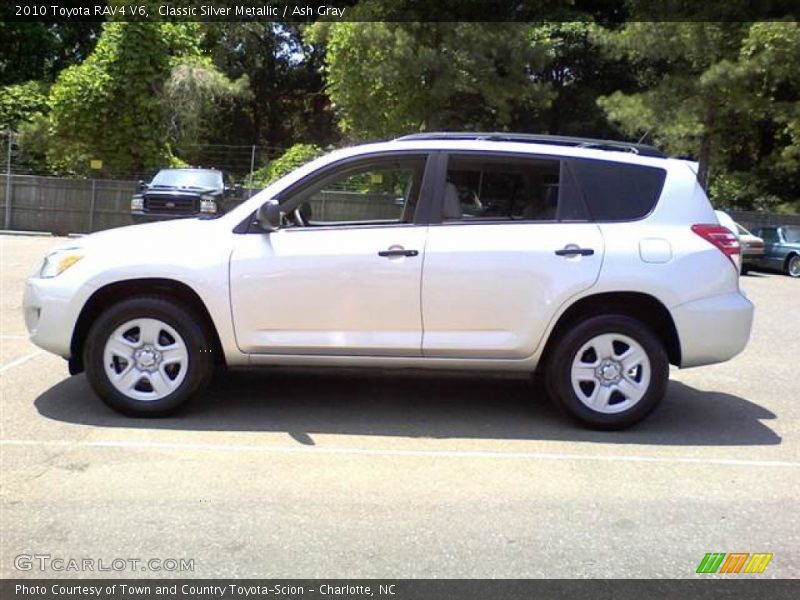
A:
545;315;668;430
84;296;214;416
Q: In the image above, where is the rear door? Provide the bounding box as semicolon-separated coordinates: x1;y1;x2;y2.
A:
421;152;604;359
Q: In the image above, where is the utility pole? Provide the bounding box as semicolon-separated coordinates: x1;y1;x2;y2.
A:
248;144;256;198
4;130;12;230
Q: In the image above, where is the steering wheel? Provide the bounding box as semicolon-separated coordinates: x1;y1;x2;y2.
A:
292;207;306;227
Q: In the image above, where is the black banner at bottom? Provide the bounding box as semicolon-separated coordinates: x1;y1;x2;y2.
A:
2;579;799;600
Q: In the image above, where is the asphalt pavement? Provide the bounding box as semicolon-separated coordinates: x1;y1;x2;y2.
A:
1;234;798;578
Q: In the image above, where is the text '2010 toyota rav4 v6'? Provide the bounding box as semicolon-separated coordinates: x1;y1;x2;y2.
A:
23;134;754;429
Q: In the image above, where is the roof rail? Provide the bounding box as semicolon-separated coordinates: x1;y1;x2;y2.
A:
393;132;666;158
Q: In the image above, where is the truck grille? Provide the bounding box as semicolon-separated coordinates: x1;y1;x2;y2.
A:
144;195;198;214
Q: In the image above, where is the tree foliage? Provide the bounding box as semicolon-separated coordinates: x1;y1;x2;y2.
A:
1;10;799;210
596;20;800;209
306;22;554;140
0;80;48;131
251;143;325;187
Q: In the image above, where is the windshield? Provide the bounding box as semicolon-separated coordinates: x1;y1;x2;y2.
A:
150;169;223;189
783;226;800;243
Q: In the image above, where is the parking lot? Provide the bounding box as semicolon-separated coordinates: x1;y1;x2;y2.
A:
1;233;798;578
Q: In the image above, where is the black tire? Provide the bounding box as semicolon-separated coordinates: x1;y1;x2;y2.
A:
740;264;749;275
83;296;214;417
785;254;800;278
545;314;669;430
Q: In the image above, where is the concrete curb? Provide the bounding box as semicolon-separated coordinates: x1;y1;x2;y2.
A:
0;229;54;237
0;230;80;238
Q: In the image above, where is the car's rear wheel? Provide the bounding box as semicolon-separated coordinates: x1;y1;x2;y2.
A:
84;296;214;416
786;254;800;278
545;315;668;430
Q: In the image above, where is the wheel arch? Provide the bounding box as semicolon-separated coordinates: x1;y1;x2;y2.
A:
69;278;225;374
540;291;681;368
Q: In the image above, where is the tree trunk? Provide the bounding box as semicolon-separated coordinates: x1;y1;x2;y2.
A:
697;102;715;191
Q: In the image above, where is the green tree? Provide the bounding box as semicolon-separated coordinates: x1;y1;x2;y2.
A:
596;22;749;189
251;143;324;187
202;23;336;149
597;20;800;209
306;22;554;140
0;22;100;87
525;21;637;137
0;80;48;131
162;56;251;162
46;21;231;176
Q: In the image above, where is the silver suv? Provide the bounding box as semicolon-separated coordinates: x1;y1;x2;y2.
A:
23;133;754;429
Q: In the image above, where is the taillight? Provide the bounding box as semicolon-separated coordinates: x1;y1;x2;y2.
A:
691;224;741;267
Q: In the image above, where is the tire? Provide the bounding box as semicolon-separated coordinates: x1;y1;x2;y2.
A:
785;254;800;278
545;315;669;430
83;296;214;416
740;264;749;275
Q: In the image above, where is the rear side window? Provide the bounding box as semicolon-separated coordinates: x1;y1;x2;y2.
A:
442;155;587;222
567;159;666;221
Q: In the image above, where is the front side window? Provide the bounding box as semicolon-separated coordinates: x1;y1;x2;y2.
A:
285;157;425;226
442;155;569;222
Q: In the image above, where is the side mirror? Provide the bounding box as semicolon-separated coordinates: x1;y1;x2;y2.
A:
256;199;282;232
137;180;147;191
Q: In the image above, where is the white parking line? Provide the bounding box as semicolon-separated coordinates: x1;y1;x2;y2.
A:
0;350;44;374
1;438;797;468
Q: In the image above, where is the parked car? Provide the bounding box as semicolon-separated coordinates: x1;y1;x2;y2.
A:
735;224;764;274
745;225;800;278
24;133;754;429
131;168;242;222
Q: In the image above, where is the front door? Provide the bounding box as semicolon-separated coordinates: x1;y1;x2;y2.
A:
230;154;430;356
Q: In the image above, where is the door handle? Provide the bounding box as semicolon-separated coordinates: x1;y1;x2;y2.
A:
555;246;594;257
378;248;419;258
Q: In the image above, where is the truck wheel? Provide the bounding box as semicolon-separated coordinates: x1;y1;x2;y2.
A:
545;315;668;430
83;296;214;416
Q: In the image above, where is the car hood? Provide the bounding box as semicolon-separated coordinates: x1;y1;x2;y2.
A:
144;186;220;195
63;218;230;261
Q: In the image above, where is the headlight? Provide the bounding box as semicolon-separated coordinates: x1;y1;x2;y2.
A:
39;248;85;278
200;199;218;213
200;193;216;202
131;196;144;210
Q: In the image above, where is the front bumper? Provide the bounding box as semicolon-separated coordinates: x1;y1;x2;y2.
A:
23;277;84;358
671;292;754;368
131;211;201;223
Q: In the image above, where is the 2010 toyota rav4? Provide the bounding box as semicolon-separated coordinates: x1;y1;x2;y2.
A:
23;133;754;429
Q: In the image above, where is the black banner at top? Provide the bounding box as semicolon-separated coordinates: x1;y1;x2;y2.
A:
2;0;799;23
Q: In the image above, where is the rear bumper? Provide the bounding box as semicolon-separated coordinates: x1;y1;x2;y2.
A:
672;292;754;368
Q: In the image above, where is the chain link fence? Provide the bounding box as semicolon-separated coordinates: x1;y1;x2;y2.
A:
0;130;285;234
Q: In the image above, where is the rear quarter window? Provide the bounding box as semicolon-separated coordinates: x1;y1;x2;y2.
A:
567;159;666;221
